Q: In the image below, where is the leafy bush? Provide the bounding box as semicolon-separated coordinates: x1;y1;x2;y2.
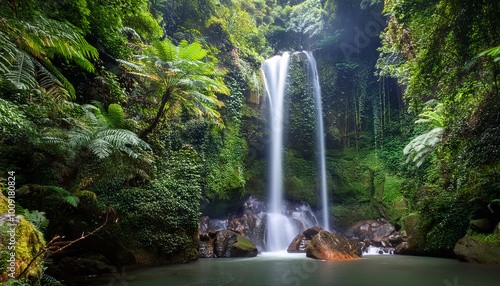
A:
99;146;201;259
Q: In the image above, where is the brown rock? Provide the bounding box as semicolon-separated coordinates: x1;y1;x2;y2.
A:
306;230;361;261
303;226;324;240
287;234;310;253
394;241;410;255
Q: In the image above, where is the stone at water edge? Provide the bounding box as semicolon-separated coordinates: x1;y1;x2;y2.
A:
404;214;426;255
214;230;258;258
345;219;395;240
454;234;500;265
228;213;266;251
306;230;361;261
287;234;310;253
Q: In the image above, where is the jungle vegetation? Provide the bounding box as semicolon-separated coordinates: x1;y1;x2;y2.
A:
0;0;499;284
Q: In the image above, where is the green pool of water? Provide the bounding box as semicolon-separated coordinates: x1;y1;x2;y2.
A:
99;253;499;286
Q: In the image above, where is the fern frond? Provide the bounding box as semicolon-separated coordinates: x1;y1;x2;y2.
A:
154;39;178;62
5;52;37;90
87;138;113;159
107;104;126;128
179;42;207;62
73;190;98;202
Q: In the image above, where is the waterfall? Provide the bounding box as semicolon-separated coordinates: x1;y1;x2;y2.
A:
304;51;330;231
261;52;329;251
262;53;296;251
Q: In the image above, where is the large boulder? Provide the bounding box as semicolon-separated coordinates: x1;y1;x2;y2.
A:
214;230;258;258
454;234;500;265
287;234;310;253
228;213;266;251
394;241;410;255
404;214;426;255
199;240;215;258
345;219;395;240
303;226;323;240
306;230;361;261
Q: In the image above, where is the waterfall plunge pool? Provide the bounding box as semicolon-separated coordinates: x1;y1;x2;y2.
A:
94;253;499;286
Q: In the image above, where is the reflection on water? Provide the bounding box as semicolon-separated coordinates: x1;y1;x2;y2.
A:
98;253;499;286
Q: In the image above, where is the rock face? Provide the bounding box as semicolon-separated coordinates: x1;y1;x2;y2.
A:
454;234;500;265
306;230;361;261
214;230;258;258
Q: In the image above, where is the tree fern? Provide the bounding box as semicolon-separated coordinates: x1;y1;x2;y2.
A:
404;102;446;167
0;14;98;99
119;38;228;135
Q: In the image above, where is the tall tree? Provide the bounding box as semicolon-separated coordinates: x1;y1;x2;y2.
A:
119;39;229;137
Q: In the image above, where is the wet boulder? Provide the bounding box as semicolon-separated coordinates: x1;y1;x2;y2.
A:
199;216;216;238
306;230;361;261
199;240;215;258
303;226;323;240
345;219;395;240
394;241;410;255
287;234;310;253
228;213;266;251
214;230;258;258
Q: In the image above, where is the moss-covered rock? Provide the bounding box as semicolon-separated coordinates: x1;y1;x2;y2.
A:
404;214;426;255
454;234;500;265
469;219;495;234
0;192;46;284
214;230;257;258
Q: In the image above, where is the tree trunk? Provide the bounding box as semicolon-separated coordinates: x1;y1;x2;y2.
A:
140;89;171;139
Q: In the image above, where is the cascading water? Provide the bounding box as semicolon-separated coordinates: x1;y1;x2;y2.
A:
262;52;329;251
262;53;298;252
304;51;330;231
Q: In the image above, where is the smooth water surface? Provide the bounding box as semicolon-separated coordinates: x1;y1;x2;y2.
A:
98;254;499;286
